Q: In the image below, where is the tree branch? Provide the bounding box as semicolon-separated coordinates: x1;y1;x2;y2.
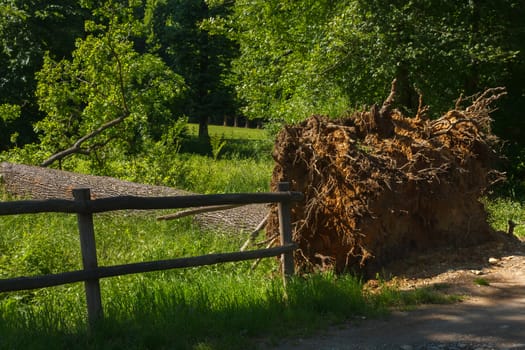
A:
41;113;129;167
41;36;131;168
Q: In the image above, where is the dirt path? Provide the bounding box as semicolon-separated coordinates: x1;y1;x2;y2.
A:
262;236;525;350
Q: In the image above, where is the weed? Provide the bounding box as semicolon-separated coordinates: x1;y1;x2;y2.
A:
474;277;490;286
483;197;525;238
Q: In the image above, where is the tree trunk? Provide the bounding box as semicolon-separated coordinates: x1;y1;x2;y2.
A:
196;2;210;140
198;116;209;139
395;62;418;113
0;161;267;232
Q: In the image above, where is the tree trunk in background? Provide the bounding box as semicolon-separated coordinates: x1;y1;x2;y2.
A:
198;116;209;139
196;2;210;140
465;0;480;95
395;62;418;113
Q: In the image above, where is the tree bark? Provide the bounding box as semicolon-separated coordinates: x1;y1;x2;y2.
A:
198;116;209;139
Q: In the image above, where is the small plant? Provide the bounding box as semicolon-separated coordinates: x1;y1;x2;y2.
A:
483;197;525;238
474;277;490;286
210;134;227;160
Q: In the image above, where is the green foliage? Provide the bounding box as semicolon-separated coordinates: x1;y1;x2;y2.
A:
168;154;272;193
0;0;87;149
100;152;272;194
144;0;238;132
210;134;227;160
1;0;524;185
34;1;186;166
0;103;21;146
2;189;521;349
218;0;523;130
483;197;525;238
183;124;274;160
0;142;50;166
474;277;490;286
0;103;20;123
0;214;81;278
218;0;348;124
0;212;374;350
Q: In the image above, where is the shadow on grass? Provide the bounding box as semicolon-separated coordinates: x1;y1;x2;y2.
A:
0;273;463;350
0;273;375;350
180;136;273;160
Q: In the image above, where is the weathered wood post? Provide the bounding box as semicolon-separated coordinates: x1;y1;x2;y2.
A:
277;182;294;284
73;188;103;327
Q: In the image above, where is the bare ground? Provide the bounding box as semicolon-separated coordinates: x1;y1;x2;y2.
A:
259;234;525;350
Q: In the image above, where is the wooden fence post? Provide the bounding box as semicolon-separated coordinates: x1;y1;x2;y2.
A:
73;188;103;328
277;182;294;284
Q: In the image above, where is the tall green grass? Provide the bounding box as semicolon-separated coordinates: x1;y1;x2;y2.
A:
181;123;274;160
483;197;525;238
0;212;380;350
64;123;274;194
186;123;269;141
2;124;522;349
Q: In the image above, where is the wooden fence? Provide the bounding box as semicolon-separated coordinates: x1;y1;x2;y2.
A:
0;182;303;327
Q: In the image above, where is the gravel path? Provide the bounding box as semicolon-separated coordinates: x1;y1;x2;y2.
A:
259;242;525;350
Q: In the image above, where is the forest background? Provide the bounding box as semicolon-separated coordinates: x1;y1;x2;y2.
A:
1;0;524;196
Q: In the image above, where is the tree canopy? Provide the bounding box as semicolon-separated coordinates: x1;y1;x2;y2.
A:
35;0;186;167
0;0;524;174
0;0;87;149
144;0;238;138
220;0;523;125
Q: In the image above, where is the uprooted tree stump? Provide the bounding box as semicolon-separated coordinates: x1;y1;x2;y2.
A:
267;83;507;276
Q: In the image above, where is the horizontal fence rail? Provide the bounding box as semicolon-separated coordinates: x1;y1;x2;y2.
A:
0;182;303;328
0;192;303;215
0;244;297;293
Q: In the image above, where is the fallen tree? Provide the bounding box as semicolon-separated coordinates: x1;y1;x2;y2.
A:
0;162;267;232
267;82;507;276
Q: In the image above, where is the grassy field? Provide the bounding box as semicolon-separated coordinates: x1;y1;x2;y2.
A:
180;123;274;163
0;208;458;350
186;123;269;140
484;197;525;238
0;123;523;349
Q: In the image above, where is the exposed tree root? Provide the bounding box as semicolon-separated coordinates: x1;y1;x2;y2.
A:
267;85;507;277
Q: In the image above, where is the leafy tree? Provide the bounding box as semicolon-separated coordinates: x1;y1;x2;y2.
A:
144;0;238;139
221;0;523;129
217;0;343;124
34;0;186;168
0;0;87;149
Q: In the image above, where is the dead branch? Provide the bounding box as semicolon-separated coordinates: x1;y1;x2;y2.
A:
157;204;243;221
466;87;507;113
379;79;397;118
254;232;279;248
415;92;429;120
40;113;129;167
251;234;279;270
240;214;269;251
41;38;132;168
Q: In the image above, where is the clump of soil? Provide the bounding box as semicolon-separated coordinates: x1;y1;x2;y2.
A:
267;82;507;277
